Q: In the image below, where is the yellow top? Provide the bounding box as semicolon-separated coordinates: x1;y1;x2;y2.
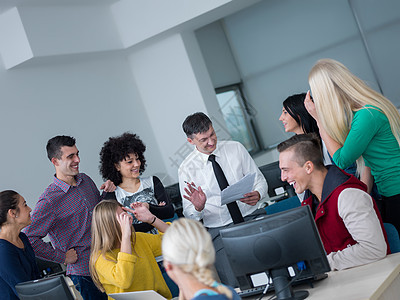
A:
94;232;172;300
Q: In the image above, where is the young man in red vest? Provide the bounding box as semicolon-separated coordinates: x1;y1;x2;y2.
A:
278;133;389;270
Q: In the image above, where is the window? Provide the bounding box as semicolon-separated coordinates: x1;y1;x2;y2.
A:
215;84;261;154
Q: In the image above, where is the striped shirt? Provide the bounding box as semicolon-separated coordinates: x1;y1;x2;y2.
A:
23;173;101;276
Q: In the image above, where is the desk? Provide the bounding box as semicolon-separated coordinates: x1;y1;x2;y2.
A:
244;252;400;300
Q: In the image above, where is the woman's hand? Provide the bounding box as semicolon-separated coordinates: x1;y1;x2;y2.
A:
116;210;133;254
124;202;155;224
124;202;170;233
304;90;318;121
116;211;133;238
140;202;149;209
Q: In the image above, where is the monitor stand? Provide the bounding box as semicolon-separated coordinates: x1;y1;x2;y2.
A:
271;268;309;300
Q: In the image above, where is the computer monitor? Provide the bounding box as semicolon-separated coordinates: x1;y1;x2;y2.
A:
15;274;74;300
36;257;65;278
220;205;330;300
259;161;296;200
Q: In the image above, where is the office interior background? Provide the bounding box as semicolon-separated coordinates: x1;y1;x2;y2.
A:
0;0;399;209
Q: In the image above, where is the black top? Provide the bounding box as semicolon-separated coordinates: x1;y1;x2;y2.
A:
0;232;40;300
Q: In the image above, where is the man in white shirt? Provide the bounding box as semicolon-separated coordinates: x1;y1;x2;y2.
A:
278;133;389;270
178;112;267;285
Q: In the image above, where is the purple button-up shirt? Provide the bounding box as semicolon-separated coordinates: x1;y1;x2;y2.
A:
24;173;102;276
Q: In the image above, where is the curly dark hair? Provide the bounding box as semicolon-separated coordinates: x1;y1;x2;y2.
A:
99;132;146;186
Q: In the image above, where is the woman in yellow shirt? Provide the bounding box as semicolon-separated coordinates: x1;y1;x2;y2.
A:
89;200;171;299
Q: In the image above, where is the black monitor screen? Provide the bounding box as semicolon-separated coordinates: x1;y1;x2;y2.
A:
259;161;295;198
15;275;74;300
220;206;330;299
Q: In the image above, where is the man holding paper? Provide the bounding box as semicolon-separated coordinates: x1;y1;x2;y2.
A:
178;112;267;285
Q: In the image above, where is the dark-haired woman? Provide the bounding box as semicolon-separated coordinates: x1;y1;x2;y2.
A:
280;93;334;167
279;93;361;201
0;190;40;299
100;132;174;234
280;93;375;198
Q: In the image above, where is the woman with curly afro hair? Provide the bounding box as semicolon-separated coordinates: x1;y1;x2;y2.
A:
99;132;174;234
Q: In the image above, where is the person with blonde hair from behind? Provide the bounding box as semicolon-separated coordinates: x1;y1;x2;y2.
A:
162;218;240;300
89;199;172;300
304;58;400;234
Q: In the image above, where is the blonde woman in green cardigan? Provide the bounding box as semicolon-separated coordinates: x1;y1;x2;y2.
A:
89;200;171;300
305;58;400;234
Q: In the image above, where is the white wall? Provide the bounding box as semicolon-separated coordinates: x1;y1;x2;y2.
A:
195;21;241;88
4;0;398;210
111;0;240;48
127;33;210;184
21;5;122;56
196;0;400;151
0;52;160;208
0;0;260;209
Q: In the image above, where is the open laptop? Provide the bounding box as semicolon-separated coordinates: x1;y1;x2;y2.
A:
109;290;167;300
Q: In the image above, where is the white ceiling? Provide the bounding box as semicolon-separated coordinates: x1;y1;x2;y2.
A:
0;0;119;14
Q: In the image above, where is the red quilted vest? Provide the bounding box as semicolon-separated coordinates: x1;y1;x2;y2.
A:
302;171;390;255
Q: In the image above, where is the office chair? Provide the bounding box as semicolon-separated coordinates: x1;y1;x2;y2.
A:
163;212;179;223
36;257;65;278
383;223;400;253
15;274;75;300
164;183;183;217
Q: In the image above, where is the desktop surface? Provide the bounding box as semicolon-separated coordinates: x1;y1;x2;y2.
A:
241;252;400;300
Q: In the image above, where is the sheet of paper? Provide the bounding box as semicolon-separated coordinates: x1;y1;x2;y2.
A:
221;172;256;205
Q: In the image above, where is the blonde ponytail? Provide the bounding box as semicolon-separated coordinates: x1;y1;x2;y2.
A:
162;218;233;299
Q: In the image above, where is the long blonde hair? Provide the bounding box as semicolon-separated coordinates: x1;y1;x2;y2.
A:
162;218;232;299
309;58;400;173
89;200;136;292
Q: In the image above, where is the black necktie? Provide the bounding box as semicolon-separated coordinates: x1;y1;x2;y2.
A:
208;154;244;224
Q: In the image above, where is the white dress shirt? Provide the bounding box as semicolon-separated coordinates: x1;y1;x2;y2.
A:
327;188;387;270
178;140;268;228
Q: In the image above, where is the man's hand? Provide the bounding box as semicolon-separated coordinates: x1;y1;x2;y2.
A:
64;248;78;265
183;182;207;212
100;180;116;192
240;191;260;206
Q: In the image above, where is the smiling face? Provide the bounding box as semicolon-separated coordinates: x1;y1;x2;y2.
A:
279;107;303;134
187;125;217;154
53;145;80;182
116;153;141;180
279;149;310;194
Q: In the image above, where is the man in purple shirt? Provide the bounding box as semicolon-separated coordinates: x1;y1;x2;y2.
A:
24;136;114;300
